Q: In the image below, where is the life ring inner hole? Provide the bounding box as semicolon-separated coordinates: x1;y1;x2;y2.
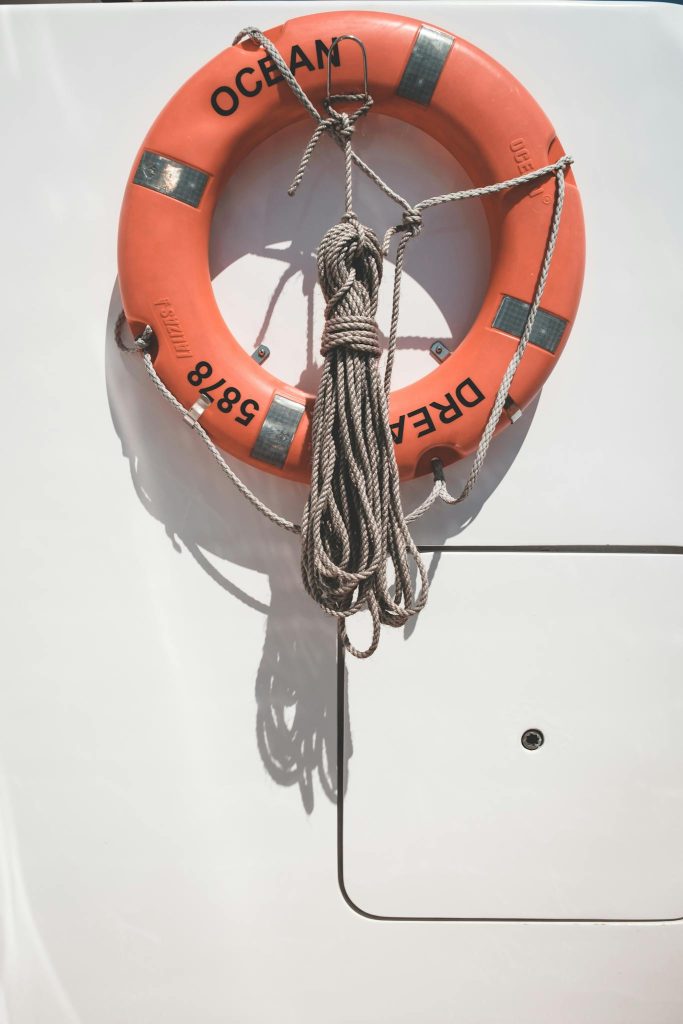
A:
209;113;491;396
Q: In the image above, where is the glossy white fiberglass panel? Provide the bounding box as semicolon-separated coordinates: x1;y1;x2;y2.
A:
1;3;682;1023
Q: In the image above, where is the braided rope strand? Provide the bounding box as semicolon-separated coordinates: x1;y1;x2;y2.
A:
141;353;300;535
405;163;568;520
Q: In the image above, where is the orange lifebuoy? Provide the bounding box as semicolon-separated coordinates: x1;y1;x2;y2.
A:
118;10;584;484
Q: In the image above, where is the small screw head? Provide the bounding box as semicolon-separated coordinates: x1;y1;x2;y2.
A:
521;728;545;751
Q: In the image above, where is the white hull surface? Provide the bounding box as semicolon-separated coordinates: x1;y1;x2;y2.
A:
1;2;682;1021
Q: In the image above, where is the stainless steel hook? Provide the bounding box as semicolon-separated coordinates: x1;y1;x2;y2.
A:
326;35;369;102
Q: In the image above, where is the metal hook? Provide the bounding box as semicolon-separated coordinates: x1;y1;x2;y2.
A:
326;35;369;103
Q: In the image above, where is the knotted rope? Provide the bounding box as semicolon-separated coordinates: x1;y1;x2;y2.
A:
126;27;574;658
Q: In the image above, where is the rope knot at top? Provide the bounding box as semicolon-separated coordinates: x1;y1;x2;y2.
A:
324;94;373;140
288;93;373;197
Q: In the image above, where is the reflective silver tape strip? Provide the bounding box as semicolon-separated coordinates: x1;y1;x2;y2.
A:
133;151;209;208
492;295;568;354
396;26;455;105
251;395;305;469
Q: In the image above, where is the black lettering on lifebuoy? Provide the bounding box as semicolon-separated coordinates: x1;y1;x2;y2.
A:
429;393;463;424
390;417;405;444
315;38;341;70
290;45;315;74
390;379;484;445
455;378;485;407
235;398;260;427
212;40;340;116
236;67;262;98
407;406;436;438
211;85;239;116
259;55;284;86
